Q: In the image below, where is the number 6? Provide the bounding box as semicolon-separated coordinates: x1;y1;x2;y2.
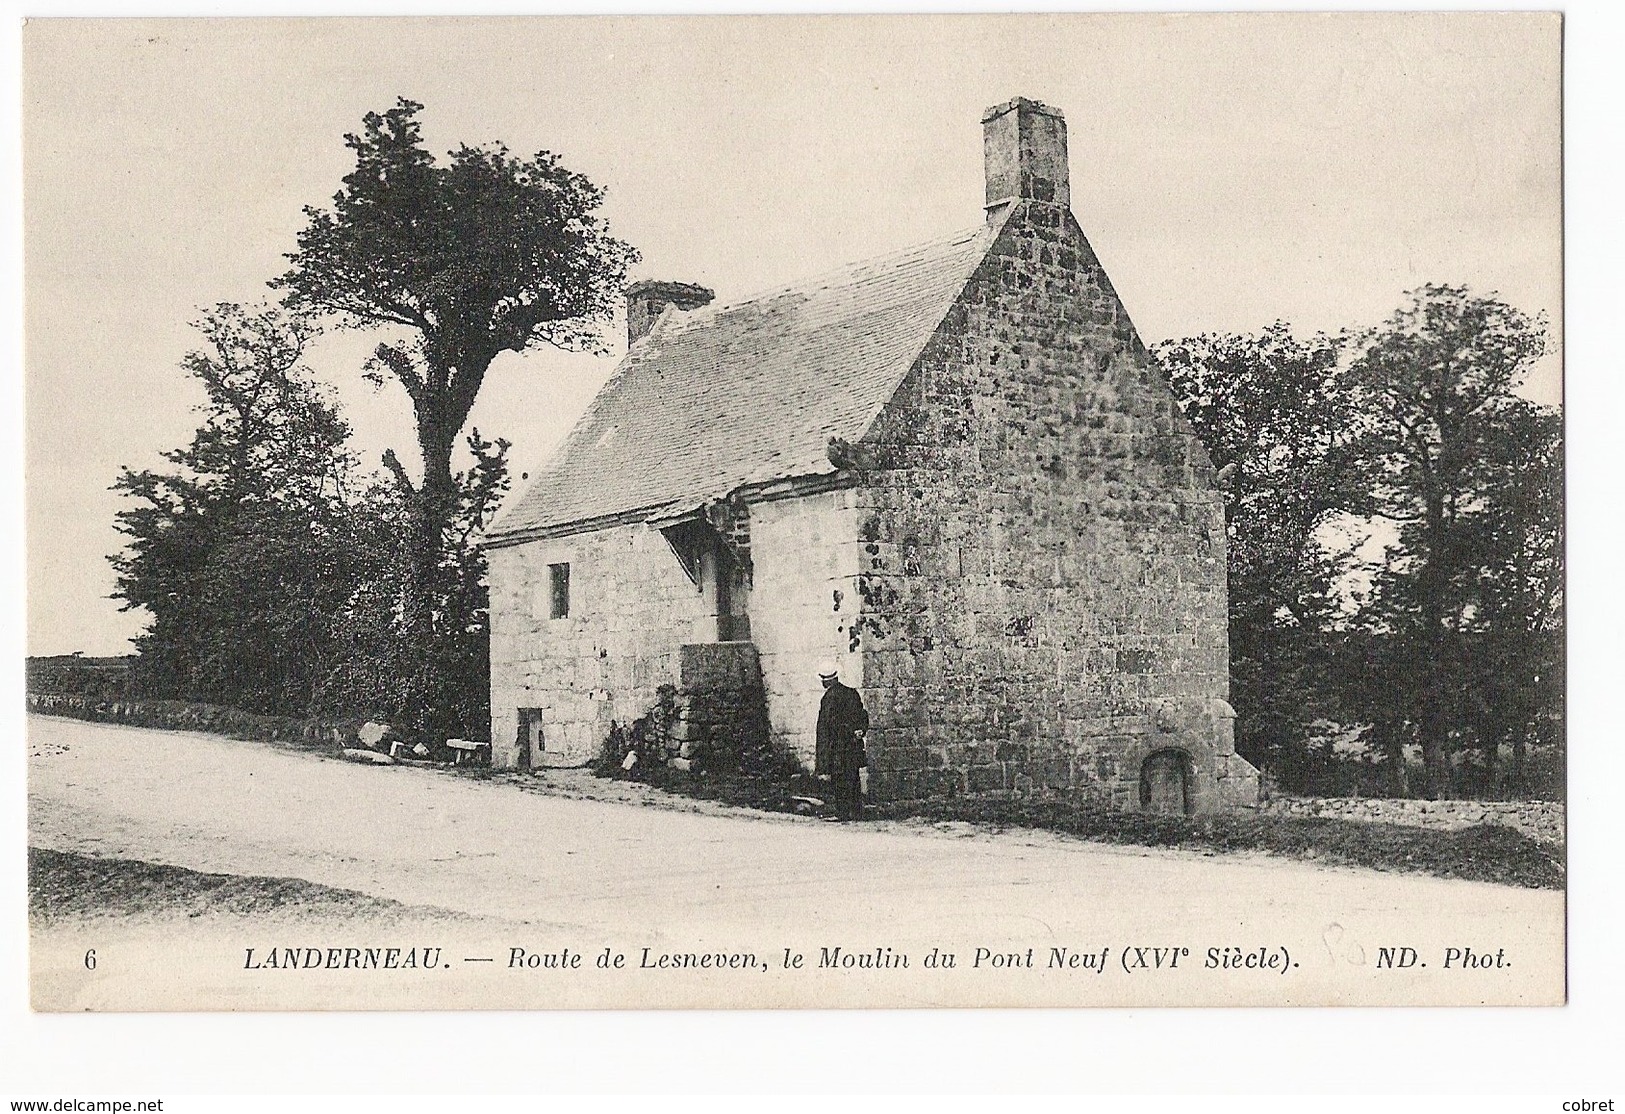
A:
84;949;96;971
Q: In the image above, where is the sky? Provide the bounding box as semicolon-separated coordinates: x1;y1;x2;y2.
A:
22;13;1562;657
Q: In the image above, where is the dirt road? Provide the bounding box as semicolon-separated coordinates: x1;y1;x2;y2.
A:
27;715;1564;1009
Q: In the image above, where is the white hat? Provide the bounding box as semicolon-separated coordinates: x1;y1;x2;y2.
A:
817;660;840;679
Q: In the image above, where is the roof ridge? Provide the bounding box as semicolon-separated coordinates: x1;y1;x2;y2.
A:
660;222;994;333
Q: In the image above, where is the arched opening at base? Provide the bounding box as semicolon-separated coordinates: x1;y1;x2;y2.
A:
1139;748;1193;816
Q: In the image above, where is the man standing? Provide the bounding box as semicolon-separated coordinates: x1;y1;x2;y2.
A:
815;661;869;820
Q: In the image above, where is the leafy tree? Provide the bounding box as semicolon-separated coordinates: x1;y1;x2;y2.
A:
274;98;637;665
314;429;512;743
1159;294;1559;800
1345;285;1552;797
186;506;363;713
1434;399;1564;795
111;303;358;712
1471;400;1563;792
112;295;515;740
1154;326;1363;786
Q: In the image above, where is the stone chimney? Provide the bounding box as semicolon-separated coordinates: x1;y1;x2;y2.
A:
981;97;1070;214
626;280;715;346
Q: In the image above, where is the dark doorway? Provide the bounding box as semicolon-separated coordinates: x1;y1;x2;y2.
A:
516;708;545;772
661;519;751;642
703;545;752;642
1139;749;1192;815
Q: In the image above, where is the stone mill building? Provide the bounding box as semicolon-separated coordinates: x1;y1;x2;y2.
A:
484;96;1259;814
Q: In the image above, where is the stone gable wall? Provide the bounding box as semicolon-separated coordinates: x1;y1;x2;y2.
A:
852;200;1250;809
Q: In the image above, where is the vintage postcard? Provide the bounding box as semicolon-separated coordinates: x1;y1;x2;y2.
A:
23;13;1563;1011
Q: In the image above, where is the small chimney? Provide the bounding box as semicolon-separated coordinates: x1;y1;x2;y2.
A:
626;280;714;346
981;97;1070;214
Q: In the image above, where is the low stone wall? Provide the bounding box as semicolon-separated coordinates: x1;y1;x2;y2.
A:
599;642;781;776
1259;794;1564;846
27;692;353;751
669;643;772;767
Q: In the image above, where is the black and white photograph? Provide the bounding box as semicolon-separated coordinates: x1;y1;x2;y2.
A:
20;13;1568;1017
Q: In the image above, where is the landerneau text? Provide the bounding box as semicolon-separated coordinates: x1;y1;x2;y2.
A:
243;946;444;970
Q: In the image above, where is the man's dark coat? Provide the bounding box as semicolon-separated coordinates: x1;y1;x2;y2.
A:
816;680;870;780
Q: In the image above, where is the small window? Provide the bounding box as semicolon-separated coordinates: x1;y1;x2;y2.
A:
548;563;571;619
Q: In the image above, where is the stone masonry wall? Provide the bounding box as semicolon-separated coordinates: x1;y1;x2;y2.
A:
852;199;1251;810
489;491;865;773
487;522;709;768
1259;796;1565;846
747;489;866;767
669;643;771;768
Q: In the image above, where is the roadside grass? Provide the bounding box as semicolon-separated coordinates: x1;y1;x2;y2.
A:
604;767;1564;891
27;847;417;922
873;795;1564;890
614;764;806;813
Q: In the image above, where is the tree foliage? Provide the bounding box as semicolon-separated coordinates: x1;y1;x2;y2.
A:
110;303;358;712
1153;326;1362;785
1157;288;1561;799
110;303;513;742
272;97;634;727
314;430;512;742
1344;287;1557;797
274;102;632;582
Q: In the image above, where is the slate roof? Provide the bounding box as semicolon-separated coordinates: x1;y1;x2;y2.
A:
488;221;999;542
